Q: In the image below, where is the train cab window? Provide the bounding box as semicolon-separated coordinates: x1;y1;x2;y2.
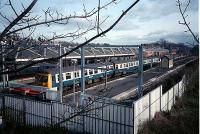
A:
94;69;98;74
35;75;48;83
89;69;93;75
66;73;71;80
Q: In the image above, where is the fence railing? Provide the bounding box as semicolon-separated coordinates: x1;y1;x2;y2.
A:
0;93;134;134
0;76;186;134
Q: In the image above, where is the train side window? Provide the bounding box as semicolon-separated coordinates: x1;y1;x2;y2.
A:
126;63;128;67
57;74;65;81
57;74;59;82
129;63;131;67
94;69;98;74
85;70;88;75
123;64;126;68
109;65;113;69
66;73;71;80
76;72;80;77
97;68;101;73
89;69;93;75
120;64;122;68
101;66;105;72
116;65;118;69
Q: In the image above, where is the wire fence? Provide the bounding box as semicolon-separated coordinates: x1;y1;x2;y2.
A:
0;76;186;134
0;93;134;134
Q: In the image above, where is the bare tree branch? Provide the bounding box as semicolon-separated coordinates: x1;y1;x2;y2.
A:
0;0;140;75
0;0;38;41
177;0;199;44
5;0;117;35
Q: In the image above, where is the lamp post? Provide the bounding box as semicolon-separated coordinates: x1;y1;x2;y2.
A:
59;43;63;102
71;59;77;103
1;40;6;89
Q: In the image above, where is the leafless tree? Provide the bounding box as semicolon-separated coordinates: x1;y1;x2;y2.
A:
0;0;140;75
0;0;140;126
176;0;199;45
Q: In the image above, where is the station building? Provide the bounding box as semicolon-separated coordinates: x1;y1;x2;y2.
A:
161;55;174;69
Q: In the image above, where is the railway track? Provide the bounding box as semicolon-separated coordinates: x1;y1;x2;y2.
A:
64;57;195;99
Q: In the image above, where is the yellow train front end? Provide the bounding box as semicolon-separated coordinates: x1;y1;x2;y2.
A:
34;73;52;88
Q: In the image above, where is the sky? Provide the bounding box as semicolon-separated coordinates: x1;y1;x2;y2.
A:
0;0;199;45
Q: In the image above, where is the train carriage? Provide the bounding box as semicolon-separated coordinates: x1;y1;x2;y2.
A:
34;57;160;91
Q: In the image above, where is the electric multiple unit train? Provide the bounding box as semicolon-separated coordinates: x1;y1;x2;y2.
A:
34;58;160;90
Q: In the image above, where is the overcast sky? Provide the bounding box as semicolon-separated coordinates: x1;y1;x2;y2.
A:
0;0;199;45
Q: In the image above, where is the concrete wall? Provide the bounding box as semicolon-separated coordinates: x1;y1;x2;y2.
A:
134;77;185;134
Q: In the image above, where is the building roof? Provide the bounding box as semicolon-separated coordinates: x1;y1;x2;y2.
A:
6;44;168;62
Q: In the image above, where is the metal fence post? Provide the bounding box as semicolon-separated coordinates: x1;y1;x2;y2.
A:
137;46;143;98
51;102;53;126
132;102;135;134
167;91;169;111
59;43;63;103
80;46;85;133
149;93;151;120
178;82;180;98
172;87;175;105
81;46;85;94
159;86;162;111
23;98;26;126
2;96;6;124
82;100;85;133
